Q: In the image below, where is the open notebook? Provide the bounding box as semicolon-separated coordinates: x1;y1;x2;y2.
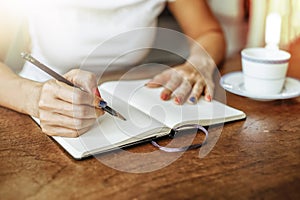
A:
33;79;246;159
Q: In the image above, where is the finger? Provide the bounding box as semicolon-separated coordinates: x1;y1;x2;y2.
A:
164;72;182;91
93;87;101;97
64;103;101;119
146;71;171;88
187;80;206;104
42;126;91;138
54;81;95;106
173;79;193;105
203;77;214;102
39;106;96;125
39;95;100;119
95;107;105;118
64;69;103;103
40;112;96;130
204;84;214;102
64;69;98;94
160;71;183;100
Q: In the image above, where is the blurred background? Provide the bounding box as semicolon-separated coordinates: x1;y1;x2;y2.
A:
157;0;299;78
2;0;299;78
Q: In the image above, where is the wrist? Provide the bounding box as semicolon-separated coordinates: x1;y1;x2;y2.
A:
186;43;217;73
18;78;43;117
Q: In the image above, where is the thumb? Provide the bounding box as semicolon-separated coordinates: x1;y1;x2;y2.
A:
64;69;99;94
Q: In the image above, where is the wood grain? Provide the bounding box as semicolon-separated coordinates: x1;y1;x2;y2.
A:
0;55;299;200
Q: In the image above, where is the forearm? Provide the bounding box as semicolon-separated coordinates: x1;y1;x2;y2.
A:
186;30;226;72
193;30;226;67
0;62;42;117
167;0;226;68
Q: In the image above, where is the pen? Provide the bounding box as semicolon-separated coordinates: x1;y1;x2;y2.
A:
21;52;126;121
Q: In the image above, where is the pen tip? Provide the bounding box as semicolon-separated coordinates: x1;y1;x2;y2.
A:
117;113;127;121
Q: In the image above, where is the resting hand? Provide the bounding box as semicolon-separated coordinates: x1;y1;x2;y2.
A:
146;61;215;104
38;69;104;137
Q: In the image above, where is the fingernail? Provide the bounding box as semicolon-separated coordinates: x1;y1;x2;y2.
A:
189;96;197;104
93;88;101;97
206;95;212;102
174;97;182;104
161;93;169;100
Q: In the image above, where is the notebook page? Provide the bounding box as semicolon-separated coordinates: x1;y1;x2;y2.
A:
100;79;246;128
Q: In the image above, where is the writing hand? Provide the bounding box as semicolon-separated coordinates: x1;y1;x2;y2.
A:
37;69;104;137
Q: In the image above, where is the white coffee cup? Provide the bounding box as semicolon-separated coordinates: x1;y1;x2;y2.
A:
241;47;291;95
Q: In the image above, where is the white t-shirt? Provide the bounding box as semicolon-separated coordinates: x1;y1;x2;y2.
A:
20;0;169;82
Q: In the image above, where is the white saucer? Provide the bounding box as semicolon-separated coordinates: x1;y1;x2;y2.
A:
220;71;300;101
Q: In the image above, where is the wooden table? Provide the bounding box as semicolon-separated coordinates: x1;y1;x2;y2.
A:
1;54;299;199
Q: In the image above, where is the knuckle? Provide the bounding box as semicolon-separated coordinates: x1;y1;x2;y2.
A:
70;131;79;138
174;89;189;97
44;80;58;91
183;80;192;88
176;90;187;98
87;73;96;81
66;69;79;78
162;68;171;74
40;125;54;136
43;80;62;98
154;72;165;79
70;69;79;74
85;73;97;87
38;96;56;111
38;98;48;109
173;71;182;79
38;88;57;110
38;112;47;121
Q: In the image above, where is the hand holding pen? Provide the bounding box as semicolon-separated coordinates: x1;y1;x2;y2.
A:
21;52;125;138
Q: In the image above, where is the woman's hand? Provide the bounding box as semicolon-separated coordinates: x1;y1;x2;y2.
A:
38;69;104;137
146;61;215;105
151;0;225;105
